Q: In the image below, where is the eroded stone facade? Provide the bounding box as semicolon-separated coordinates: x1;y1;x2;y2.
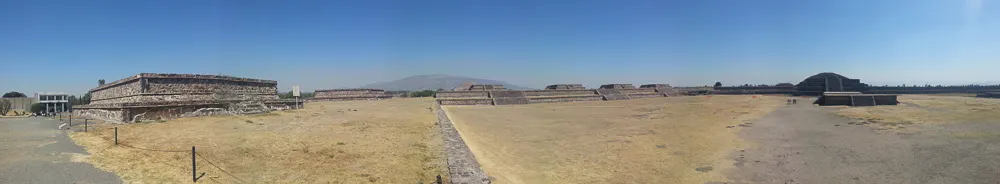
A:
75;73;296;123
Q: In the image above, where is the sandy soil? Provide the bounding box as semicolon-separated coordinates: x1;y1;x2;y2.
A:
444;95;786;184
68;98;448;183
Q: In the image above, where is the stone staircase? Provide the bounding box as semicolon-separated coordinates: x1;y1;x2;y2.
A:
597;89;630;101
489;91;531;105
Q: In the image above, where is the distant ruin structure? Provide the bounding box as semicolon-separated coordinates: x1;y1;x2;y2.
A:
74;73;300;123
452;82;475;91
545;84;586;90
436;83;672;105
464;84;506;91
640;84;680;97
599;84;636;89
311;88;392;101
795;72;868;96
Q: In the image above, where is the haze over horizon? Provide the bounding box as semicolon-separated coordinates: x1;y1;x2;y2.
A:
2;0;999;95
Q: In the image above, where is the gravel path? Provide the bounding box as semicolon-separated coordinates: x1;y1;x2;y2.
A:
721;99;1000;184
0;117;122;184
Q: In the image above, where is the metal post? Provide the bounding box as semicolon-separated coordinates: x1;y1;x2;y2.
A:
84;119;88;132
114;127;118;145
69;115;72;127
192;146;197;182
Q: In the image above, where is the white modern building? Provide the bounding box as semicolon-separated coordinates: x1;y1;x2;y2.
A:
36;92;70;113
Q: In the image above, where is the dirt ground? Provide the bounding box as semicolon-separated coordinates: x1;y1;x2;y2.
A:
836;95;1000;130
443;95;786;184
725;95;1000;184
68;98;448;183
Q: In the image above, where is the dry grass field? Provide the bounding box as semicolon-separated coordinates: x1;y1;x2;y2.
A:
836;95;1000;129
444;95;786;184
68;98;447;183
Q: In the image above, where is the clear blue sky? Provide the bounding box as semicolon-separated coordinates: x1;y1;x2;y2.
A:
2;0;998;95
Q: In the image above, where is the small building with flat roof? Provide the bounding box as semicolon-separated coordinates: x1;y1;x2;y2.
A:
36;92;70;113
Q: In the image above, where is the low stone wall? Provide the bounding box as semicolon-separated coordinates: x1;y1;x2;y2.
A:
626;93;663;99
852;96;876;106
437;99;493;105
74;108;127;123
436;91;490;99
873;96;899;105
492;97;531;105
488;91;527;98
818;95;898;106
523;90;597;97
434;105;491;184
528;95;603;103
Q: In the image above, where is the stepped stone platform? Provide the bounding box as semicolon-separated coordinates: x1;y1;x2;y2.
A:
528;95;603;103
545;84;586;90
600;84;636;89
311;88;392;101
74;73;300;123
456;84;506;91
597;89;631;101
816;92;898;106
489;91;530;105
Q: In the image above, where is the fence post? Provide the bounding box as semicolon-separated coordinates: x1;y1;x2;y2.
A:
192;146;197;183
69;115;72;127
114;127;118;145
84;119;88;132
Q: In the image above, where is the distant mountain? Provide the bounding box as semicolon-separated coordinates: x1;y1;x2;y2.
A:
360;74;531;91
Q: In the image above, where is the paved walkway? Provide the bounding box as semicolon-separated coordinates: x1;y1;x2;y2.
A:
0;117;122;183
723;99;1000;184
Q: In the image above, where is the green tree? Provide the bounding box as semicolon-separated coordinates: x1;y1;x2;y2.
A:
713;82;722;88
2;91;26;98
409;90;437;97
98;79;106;86
80;93;92;105
30;103;44;113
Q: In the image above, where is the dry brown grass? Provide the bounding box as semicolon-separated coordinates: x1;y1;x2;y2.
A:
1;109;29;117
69;98;448;183
443;95;786;184
836;95;1000;129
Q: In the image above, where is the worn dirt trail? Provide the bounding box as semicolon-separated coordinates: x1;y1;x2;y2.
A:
723;99;1000;184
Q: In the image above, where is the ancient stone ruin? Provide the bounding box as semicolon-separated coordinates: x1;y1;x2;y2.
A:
795;72;868;96
452;82;475;91
816;92;899;106
600;84;636;89
311;88;392;101
465;84;506;91
436;83;674;105
545;84;586;90
73;73;300;123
